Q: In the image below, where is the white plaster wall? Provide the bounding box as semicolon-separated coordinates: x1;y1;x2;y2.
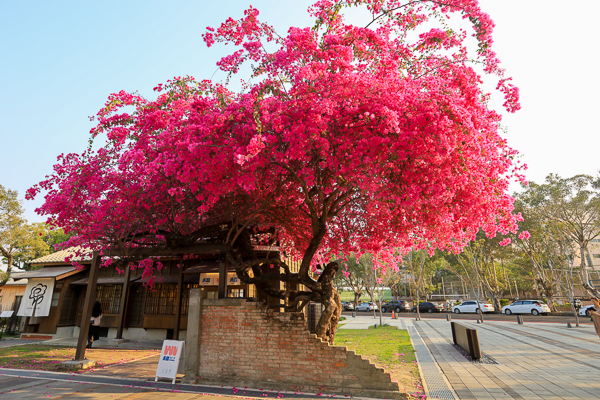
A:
67;326;187;341
55;326;75;338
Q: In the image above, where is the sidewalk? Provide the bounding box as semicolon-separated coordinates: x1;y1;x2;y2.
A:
43;337;163;350
341;315;600;399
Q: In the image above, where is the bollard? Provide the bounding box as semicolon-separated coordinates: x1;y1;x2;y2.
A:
567;322;572;328
517;316;524;325
352;311;356;318
446;314;451;322
477;319;481;324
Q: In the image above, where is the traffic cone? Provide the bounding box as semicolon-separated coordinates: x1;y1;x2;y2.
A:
392;310;396;319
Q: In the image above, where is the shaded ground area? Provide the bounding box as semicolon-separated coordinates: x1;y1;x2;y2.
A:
334;326;420;395
0;371;340;399
84;354;161;380
0;345;160;373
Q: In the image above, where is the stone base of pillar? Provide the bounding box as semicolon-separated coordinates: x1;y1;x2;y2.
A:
108;338;130;345
61;359;96;370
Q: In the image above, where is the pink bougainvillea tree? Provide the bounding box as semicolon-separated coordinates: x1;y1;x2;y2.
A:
29;0;525;343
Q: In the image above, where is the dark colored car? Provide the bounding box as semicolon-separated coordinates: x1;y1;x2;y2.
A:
380;300;410;313
411;302;444;313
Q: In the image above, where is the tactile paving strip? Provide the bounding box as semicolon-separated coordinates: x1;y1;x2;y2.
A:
407;322;457;399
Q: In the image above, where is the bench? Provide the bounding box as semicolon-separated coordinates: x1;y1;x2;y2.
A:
451;322;481;360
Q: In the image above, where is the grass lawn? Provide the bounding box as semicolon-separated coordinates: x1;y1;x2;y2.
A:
0;345;160;373
334;325;423;395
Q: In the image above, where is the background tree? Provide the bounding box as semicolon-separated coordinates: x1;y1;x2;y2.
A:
0;185;49;283
336;254;367;307
519;174;600;289
402;250;430;320
30;0;524;343
42;228;73;252
510;196;571;310
455;231;514;312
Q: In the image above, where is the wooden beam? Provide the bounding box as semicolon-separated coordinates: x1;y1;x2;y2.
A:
104;243;226;258
217;259;228;299
75;253;101;361
115;265;132;339
173;259;184;340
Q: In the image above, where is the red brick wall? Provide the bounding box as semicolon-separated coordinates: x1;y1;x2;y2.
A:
197;299;405;399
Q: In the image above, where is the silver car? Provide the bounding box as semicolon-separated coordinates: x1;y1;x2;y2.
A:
452;300;495;314
355;302;379;311
502;300;550;316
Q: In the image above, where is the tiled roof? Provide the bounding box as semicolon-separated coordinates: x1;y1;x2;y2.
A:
28;247;92;265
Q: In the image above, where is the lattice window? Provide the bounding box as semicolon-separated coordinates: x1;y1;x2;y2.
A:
144;283;177;315
96;285;122;315
181;283;199;315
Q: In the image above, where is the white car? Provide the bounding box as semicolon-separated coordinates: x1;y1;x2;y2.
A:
452;301;495;314
355;302;379;311
502;300;551;316
579;305;596;316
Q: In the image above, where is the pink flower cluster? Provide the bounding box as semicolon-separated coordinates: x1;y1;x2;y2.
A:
29;0;524;278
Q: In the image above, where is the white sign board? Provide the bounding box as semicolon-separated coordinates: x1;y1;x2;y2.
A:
0;311;14;318
199;272;241;286
17;278;55;317
155;340;185;384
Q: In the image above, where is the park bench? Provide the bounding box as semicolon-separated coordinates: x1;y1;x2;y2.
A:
451;322;481;360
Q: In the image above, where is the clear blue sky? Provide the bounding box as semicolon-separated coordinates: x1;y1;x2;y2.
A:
2;1;599;223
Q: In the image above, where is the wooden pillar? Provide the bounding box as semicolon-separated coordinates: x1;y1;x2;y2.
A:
173;259;184;340
75;253;101;361
218;258;228;299
115;265;131;339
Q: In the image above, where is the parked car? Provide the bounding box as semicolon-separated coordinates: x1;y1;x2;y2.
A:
342;302;355;311
452;301;495;314
381;300;410;313
355;302;379;312
411;302;444;313
579;304;596;317
502;300;551;316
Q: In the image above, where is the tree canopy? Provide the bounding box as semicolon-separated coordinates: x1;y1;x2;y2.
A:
0;185;50;282
29;0;524;342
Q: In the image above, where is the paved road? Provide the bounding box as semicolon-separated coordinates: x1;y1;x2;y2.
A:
342;310;593;325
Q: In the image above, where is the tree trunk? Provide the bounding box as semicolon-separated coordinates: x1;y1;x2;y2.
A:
475;271;485;323
353;290;361;308
314;262;342;344
415;286;421;320
580;244;589;285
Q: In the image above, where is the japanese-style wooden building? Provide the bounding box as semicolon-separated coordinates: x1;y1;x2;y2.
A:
0;278;27;315
14;245;287;341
